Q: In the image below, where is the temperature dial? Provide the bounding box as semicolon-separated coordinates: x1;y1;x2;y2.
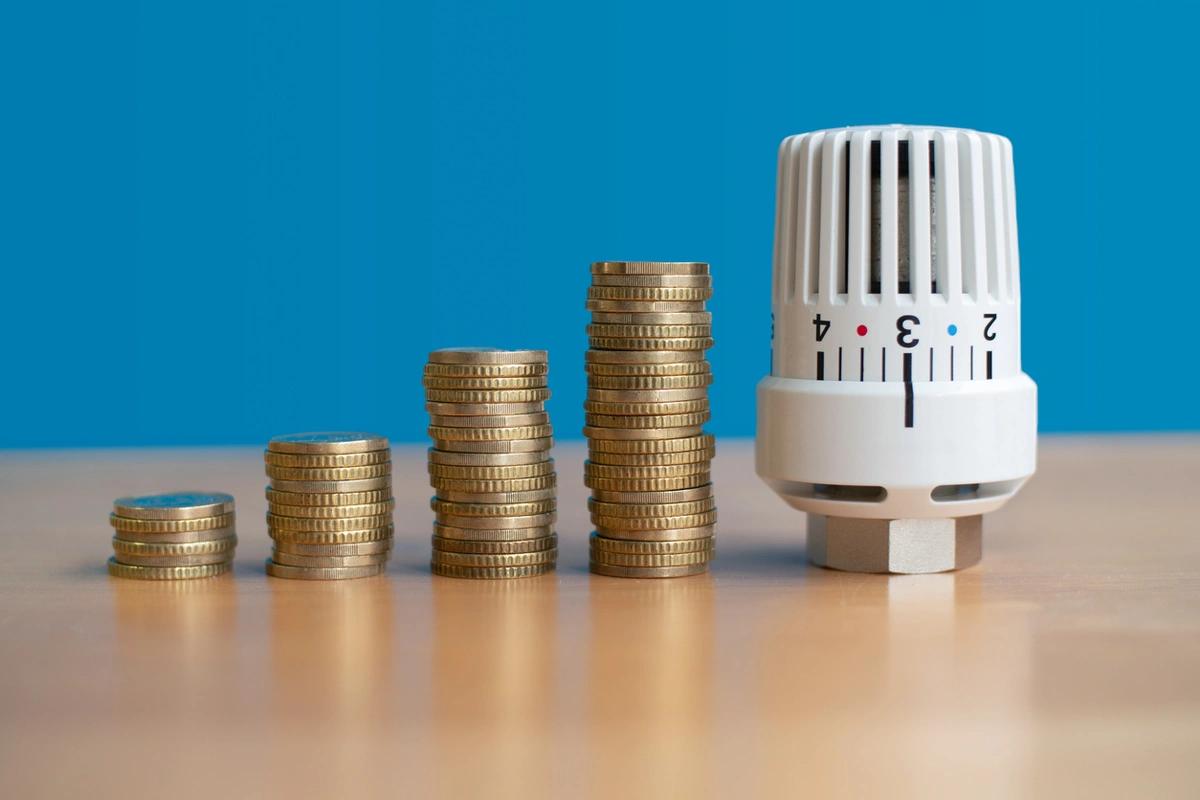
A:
756;125;1037;573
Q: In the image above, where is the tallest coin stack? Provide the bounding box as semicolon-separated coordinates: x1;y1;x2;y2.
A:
584;261;717;577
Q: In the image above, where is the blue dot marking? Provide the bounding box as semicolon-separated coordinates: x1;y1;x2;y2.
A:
947;324;958;336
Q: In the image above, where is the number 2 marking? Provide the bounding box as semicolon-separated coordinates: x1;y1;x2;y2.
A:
983;313;998;341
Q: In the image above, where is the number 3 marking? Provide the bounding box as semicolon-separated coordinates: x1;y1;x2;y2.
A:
896;315;920;348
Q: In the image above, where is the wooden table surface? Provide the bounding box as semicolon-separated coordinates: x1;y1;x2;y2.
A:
1;437;1198;798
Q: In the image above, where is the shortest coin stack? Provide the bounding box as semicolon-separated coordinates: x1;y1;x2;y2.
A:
264;432;394;580
424;348;558;579
108;492;237;580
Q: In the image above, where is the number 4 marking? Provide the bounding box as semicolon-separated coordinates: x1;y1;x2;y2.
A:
812;314;830;342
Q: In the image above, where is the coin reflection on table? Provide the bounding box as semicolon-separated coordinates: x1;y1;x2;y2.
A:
431;573;558;797
587;573;716;798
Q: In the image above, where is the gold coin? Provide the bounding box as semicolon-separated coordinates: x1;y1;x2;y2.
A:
424;362;548;378
268;476;391;493
266;512;393;532
431;562;554;579
434;522;554;541
583;425;704;441
591;261;709;276
265;487;392;506
435;512;555;530
590;534;714;554
585;461;711;479
107;558;231;580
112;526;237;545
431;548;557;568
591;524;716;542
434;489;556;504
111;552;233;568
585;299;707;313
265;559;386;580
428;460;555;480
585;411;710;429
265;463;392;481
112;492;235;521
427;348;547;365
431;474;557;494
432;534;557;554
588;496;716;518
422;374;548;390
586;386;709;403
430;498;556;517
427;412;548;428
585;473;710;493
590;484;714;504
111;537;238;557
591;511;718;531
588;285;711;302
431;437;553;454
271;539;392;556
427;449;549;467
426;423;553;441
584;399;709;415
424;387;550;404
110;512;234;534
267;432;389;455
586;323;713;340
590;274;712;288
263;450;391;468
589;311;712;326
586;349;706;365
586;360;711;377
270;551;390;568
586;447;715;466
589;336;713;351
267;499;395;519
587;373;712;390
589;561;709;578
587;434;715;454
425;401;545;416
269;524;394;545
588;548;712;567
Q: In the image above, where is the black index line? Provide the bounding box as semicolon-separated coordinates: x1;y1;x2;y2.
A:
816;351;825;380
837;347;843;380
929;347;934;381
986;350;994;380
859;347;865;381
903;352;914;428
970;345;975;380
950;345;955;381
881;347;887;381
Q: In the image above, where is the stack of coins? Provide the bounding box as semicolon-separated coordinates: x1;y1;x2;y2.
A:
108;492;237;580
424;348;558;579
264;432;394;580
584;261;717;577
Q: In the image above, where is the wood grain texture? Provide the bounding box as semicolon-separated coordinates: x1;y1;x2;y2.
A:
0;437;1197;799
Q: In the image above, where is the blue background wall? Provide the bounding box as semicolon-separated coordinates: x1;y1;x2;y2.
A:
2;1;1196;447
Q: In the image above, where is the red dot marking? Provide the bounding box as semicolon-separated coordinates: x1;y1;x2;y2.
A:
856;324;868;336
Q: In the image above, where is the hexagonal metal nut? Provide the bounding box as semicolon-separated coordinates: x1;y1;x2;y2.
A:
807;514;982;574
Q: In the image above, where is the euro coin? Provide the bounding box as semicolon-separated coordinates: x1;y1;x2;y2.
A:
585;447;715;466
586;349;706;364
590;524;716;542
265;559;386;580
590;484;714;504
587;286;711;303
431;563;553;579
434;512;555;530
430;498;556;517
585;299;707;313
265;487;392;506
267;432;389;455
107;558;231;580
110;513;234;534
266;513;393;532
590;274;712;288
588;497;716;518
271;539;392;557
425;401;546;416
590;534;714;555
263;450;391;468
270;551;390;568
111;537;237;558
431;549;557;568
268;476;391;493
590;261;709;276
423;361;548;377
268;524;394;545
264;463;392;481
431;437;553;454
427;348;548;365
586;373;712;390
433;488;557;504
112;491;235;521
434;522;554;541
589;549;712;568
582;425;704;441
432;534;557;554
426;423;553;441
427;460;555;480
586;434;714;454
266;499;395;519
427;449;549;467
590;511;718;531
588;336;713;351
584;411;710;429
589;561;708;578
426;412;549;428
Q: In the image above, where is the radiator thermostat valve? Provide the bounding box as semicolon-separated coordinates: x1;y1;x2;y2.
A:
756;125;1037;573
